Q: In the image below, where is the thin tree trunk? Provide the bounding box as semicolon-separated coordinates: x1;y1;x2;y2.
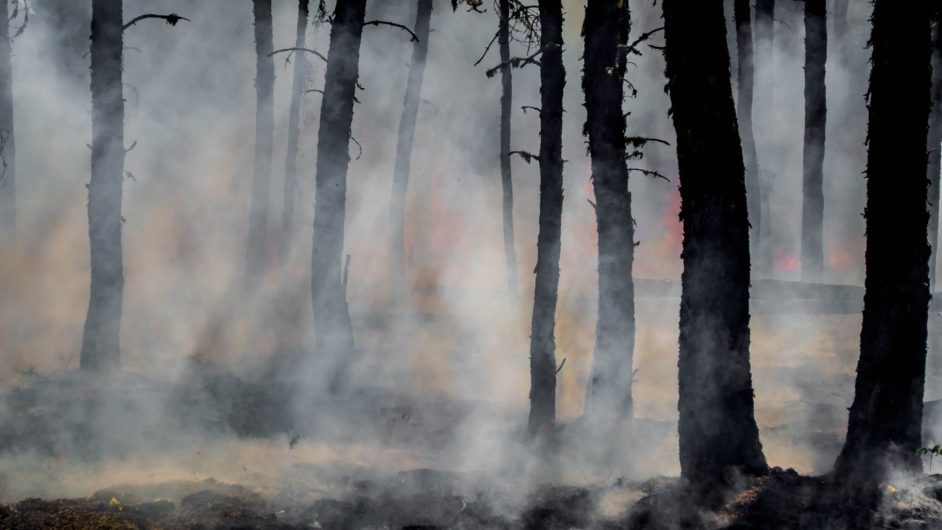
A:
833;0;849;48
735;0;759;270
527;0;565;438
801;0;826;280
0;0;15;243
582;0;634;421
928;7;941;288
662;0;768;489
834;1;932;481
246;0;274;283
754;0;774;275
312;0;365;389
499;0;518;302
280;0;310;263
388;0;433;296
81;0;125;371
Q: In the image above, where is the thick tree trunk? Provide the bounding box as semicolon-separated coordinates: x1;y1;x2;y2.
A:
246;0;275;283
312;0;365;388
662;0;768;488
499;0;518;302
928;7;941;287
834;1;932;481
753;0;774;275
388;0;433;295
801;0;826;280
81;0;125;371
527;0;565;437
735;0;759;263
0;0;15;243
280;0;310;263
582;0;634;421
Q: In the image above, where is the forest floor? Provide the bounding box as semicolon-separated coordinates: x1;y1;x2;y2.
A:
3;468;942;529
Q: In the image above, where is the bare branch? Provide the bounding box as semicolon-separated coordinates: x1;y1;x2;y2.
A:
269;47;328;64
624;136;670;148
508;150;539;164
521;105;541;115
362;20;419;42
124;140;138;153
485;43;556;78
349;136;363;161
555;358;567;375
473;30;500;67
123;13;190;31
627;167;670;182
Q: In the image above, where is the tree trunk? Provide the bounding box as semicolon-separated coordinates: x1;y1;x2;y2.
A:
0;0;15;244
735;0;759;265
312;0;365;389
801;0;826;280
499;0;518;302
246;0;274;283
280;0;310;263
527;0;565;438
582;0;634;422
753;0;773;275
388;0;433;296
833;0;849;48
662;0;768;488
834;1;932;481
928;7;941;288
81;0;125;371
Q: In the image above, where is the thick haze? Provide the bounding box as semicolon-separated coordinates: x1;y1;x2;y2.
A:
0;0;939;508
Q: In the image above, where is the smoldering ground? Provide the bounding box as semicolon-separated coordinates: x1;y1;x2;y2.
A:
0;0;940;528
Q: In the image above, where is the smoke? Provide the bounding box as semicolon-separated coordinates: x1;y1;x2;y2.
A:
0;0;938;526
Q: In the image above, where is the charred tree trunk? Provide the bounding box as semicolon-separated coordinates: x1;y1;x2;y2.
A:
81;0;125;371
735;0;759;263
0;0;14;244
311;0;365;388
246;0;274;283
527;0;565;437
388;0;433;296
801;0;826;280
662;0;768;488
834;1;932;481
0;0;15;243
754;0;774;275
280;0;310;263
928;7;941;287
582;0;634;421
499;0;518;302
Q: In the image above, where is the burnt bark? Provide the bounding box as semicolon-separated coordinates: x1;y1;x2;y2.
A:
527;0;565;437
734;0;759;263
801;0;826;280
388;0;433;295
81;0;125;371
0;0;15;243
582;0;634;421
499;0;518;302
311;0;365;388
929;7;941;287
662;0;768;488
834;1;932;481
753;0;774;274
280;0;310;263
246;0;275;283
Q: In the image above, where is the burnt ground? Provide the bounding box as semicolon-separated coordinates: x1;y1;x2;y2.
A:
3;469;942;529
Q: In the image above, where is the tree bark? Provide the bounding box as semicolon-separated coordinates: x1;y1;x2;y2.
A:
662;0;768;488
582;0;634;422
499;0;518;302
801;0;826;281
388;0;433;296
280;0;310;263
753;0;774;275
81;0;125;371
527;0;565;438
0;0;15;243
246;0;275;283
734;0;759;264
312;0;365;389
834;1;932;481
928;7;941;288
